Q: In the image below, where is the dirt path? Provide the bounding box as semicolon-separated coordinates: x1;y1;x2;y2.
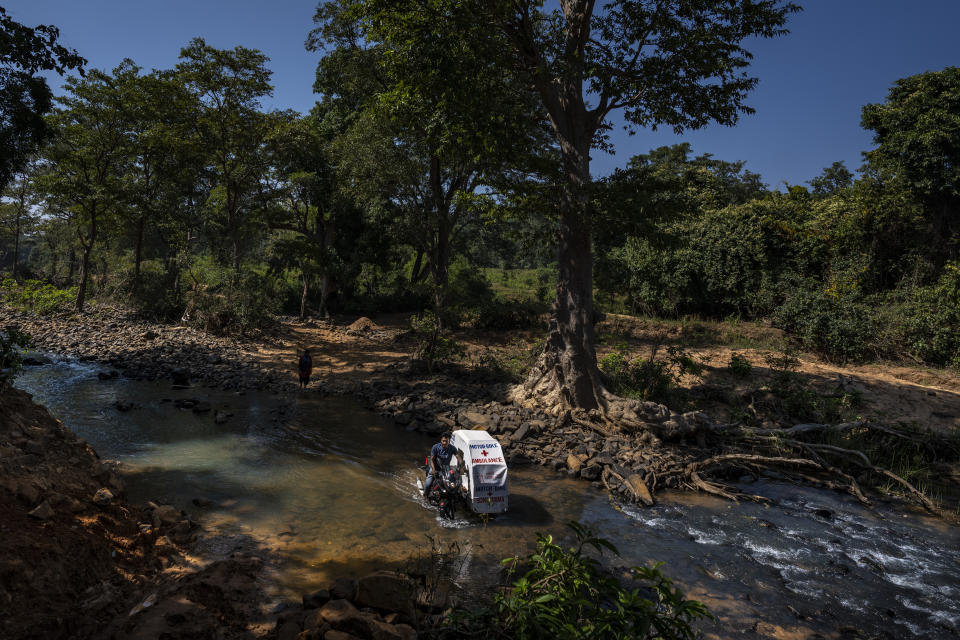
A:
240;316;410;384
231;311;960;434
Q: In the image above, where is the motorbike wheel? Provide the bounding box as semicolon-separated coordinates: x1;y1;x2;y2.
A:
440;500;455;520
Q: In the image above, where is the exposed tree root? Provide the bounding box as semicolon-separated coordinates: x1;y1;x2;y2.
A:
509;372;954;519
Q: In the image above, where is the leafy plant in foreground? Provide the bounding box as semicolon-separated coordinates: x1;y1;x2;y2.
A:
485;522;709;639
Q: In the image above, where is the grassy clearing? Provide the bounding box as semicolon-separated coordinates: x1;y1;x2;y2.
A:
483;267;554;303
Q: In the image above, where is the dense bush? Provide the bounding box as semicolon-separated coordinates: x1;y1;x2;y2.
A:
904;263;960;367
446;256;495;308
113;267;184;321
0;277;76;314
773;285;877;363
343;263;432;315
182;267;280;334
410;310;464;372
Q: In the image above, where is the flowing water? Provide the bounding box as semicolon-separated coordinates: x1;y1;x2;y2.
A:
16;357;960;639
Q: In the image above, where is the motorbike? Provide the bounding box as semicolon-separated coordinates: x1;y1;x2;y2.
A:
417;462;464;519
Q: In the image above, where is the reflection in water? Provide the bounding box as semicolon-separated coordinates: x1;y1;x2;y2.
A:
17;359;960;639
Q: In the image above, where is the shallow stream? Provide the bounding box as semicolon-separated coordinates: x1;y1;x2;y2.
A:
16;358;960;638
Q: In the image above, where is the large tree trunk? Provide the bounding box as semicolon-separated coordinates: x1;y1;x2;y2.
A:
76;240;94;313
512;103;607;411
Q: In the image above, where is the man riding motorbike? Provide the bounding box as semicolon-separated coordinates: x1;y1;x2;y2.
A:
422;432;464;499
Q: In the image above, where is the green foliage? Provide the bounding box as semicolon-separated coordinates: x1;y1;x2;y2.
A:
0;325;32;389
773;286;876;363
410;310;464;372
468;299;547;331
446;256;495;316
0;277;76;315
465;522;710;640
115;268;183;321
345;262;431;315
861;67;960;210
181;264;279;334
0;7;85;191
600;345;702;406
727;353;752;378
903;263;960;367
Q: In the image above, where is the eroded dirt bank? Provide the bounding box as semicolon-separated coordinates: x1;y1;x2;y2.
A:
0;386;272;640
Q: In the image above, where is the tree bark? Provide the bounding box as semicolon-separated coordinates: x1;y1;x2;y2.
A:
428;155;452;318
319;273;333;319
133;215;145;294
12;209;21;281
513;77;607;410
75;206;97;312
300;266;309;320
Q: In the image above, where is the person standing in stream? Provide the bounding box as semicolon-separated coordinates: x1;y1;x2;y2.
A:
297;348;313;389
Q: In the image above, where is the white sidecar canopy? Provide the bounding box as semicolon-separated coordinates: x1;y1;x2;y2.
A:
451;429;509;514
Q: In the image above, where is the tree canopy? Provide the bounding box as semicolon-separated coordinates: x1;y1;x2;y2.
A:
0;6;85;191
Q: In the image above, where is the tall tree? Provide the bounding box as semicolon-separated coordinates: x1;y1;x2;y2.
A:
861;67;960;262
310;0;550;316
264;110;370;319
175;38;273;274
359;0;798;410
40;63;131;311
114;65;201;295
0;6;84;191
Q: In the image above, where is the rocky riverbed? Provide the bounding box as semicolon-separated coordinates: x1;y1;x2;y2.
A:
0;305;294;393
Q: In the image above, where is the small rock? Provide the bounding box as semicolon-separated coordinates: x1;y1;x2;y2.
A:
512;423;531;442
303;589;331;610
624;474;655;506
214;410;232;424
93;488;114;506
566;453;586;473
28;500;55;520
580;464;601;481
152;504;183;525
192;401;212;413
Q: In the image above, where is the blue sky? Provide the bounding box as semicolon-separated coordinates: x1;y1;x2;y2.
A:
6;1;959;188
